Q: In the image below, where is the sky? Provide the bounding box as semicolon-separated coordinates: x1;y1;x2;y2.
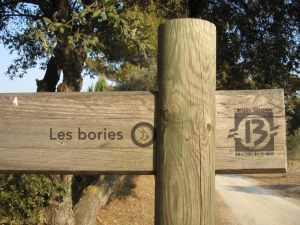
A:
0;45;97;93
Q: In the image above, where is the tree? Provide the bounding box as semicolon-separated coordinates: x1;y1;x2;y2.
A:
0;0;154;88
158;0;300;130
0;1;157;224
287;96;300;134
169;1;300;89
114;61;157;91
122;0;300;130
287;128;300;160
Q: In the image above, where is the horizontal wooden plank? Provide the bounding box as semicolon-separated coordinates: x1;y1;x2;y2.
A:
216;89;287;173
216;89;285;118
0;92;155;174
0;89;287;174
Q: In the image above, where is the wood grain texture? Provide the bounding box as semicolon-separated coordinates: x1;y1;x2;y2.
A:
155;19;216;225
0;92;155;174
216;89;287;173
0;90;287;174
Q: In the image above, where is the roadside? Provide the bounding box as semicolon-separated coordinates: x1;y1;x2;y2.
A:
96;176;155;225
97;176;244;225
216;174;300;225
246;160;300;203
97;160;300;225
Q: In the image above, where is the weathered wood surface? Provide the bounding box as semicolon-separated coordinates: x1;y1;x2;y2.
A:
0;89;286;174
155;19;216;225
216;89;287;173
0;92;155;174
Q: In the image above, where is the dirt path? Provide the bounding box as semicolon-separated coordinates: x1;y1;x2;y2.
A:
246;160;300;203
216;174;300;225
97;171;300;225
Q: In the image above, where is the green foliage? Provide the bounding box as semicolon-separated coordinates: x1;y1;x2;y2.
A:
206;1;299;94
29;0;142;54
156;0;300;116
85;1;163;79
115;61;157;91
94;76;108;92
287;96;300;134
0;0;156;79
0;175;55;224
88;76;112;92
287;129;300;160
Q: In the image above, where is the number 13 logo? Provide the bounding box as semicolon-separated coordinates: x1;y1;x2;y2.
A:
228;111;279;152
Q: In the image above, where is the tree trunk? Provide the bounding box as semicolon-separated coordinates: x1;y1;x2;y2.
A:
45;175;75;225
74;175;126;225
36;57;61;92
57;46;85;92
36;47;75;225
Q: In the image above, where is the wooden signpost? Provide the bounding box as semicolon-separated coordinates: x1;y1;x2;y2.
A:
0;90;287;174
0;19;287;225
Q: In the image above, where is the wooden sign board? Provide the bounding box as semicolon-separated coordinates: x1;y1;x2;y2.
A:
0;89;286;174
216;89;287;173
0;92;155;174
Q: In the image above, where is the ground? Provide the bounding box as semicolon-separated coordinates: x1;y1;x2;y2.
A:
97;160;300;225
96;176;154;225
247;160;300;203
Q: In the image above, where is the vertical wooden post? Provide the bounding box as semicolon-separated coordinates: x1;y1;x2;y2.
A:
155;19;216;225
